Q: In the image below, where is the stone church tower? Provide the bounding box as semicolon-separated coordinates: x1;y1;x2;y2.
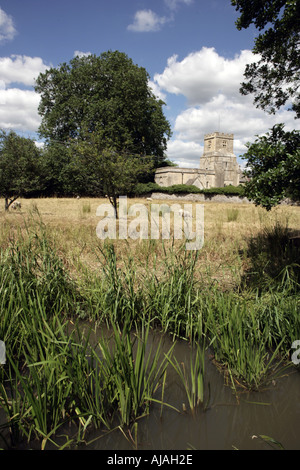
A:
199;132;240;188
154;132;242;189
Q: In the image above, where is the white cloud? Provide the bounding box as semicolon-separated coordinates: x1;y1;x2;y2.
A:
164;0;193;11
0;55;48;86
35;140;45;148
0;7;17;43
0;88;41;132
128;0;193;33
166;95;297;165
166;97;297;165
74;50;92;58
127;10;168;32
148;80;167;102
167;139;203;167
173;95;296;146
154;48;257;106
0;54;49;134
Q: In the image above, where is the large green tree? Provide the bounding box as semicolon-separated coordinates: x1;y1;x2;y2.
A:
74;132;154;217
231;0;299;117
241;124;300;210
0;130;42;211
232;0;300;209
35;51;171;166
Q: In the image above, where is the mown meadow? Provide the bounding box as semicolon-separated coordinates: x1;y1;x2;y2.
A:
0;197;299;449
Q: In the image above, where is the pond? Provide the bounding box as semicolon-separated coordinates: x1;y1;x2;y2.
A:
0;321;299;451
78;325;300;451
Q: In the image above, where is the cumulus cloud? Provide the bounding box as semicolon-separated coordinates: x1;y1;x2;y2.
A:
167;139;203;167
154;47;257;106
173;95;296;144
166;96;297;165
128;0;193;33
127;10;168;32
0;55;48;86
0;54;49;134
157;47;297;166
0;7;17;43
0;88;41;132
173;95;266;142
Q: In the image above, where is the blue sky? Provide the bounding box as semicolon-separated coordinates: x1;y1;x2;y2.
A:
0;0;298;167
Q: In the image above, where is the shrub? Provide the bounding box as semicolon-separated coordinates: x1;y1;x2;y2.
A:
204;185;245;196
134;183;245;197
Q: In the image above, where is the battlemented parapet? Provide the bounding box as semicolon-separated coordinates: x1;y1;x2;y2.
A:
203;132;234;154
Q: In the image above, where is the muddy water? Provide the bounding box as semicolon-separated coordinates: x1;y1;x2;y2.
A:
80;325;300;451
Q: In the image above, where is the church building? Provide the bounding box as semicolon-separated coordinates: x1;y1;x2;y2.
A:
155;132;243;189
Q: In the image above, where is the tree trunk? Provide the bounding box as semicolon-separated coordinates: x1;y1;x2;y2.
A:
113;195;119;219
107;194;119;219
4;196;19;211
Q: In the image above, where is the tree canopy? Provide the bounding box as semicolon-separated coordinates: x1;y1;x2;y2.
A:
35;50;172;166
0;130;42;210
241;124;300;210
231;0;300;117
74;132;154;217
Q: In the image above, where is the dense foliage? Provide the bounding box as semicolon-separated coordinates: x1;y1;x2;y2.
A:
231;0;300;117
35;51;172;166
0;130;43;210
241;124;300;210
232;1;300;209
74;132;154;216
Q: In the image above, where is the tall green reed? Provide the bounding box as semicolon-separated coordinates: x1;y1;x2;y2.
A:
145;244;199;339
203;289;288;391
98;320;175;426
166;342;207;414
88;243;145;326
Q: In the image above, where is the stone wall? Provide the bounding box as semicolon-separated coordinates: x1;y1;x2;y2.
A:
150;192;251;203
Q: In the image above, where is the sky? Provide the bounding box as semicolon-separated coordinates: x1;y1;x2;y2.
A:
0;0;298;168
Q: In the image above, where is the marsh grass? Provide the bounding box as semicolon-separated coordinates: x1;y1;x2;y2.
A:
204;290;288;391
144;244;199;339
97;320;175;426
166;342;207;413
0;199;299;448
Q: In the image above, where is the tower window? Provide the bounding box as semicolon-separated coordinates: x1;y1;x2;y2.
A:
222;140;227;148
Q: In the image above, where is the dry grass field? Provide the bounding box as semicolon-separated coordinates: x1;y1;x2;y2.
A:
0;196;299;289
